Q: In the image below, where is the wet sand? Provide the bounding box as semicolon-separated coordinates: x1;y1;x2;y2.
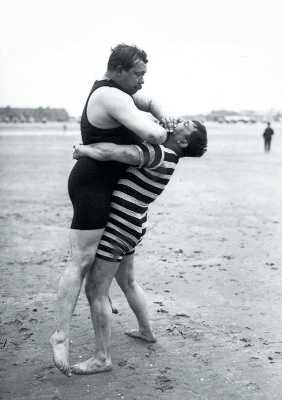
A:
0;122;281;399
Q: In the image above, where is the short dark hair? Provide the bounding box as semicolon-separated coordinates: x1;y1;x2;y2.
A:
183;121;208;158
107;44;148;71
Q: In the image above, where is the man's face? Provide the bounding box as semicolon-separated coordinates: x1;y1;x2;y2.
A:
118;60;147;95
172;120;196;140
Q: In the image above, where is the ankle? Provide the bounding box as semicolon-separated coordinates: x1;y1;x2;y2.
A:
52;330;69;343
94;353;110;365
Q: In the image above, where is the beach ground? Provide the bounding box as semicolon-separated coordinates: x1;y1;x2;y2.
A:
0;122;281;400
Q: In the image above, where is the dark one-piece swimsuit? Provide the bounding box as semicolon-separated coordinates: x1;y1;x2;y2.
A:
68;79;142;229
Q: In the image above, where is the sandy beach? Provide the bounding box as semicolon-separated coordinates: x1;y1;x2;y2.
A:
0;122;281;400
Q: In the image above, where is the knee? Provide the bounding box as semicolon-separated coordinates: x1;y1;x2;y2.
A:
71;249;95;275
85;275;97;302
118;276;135;294
85;276;112;306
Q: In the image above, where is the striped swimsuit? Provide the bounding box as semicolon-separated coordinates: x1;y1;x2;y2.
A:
96;143;179;262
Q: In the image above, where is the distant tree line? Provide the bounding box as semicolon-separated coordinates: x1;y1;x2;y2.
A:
182;109;282;123
205;110;282;122
0;107;69;123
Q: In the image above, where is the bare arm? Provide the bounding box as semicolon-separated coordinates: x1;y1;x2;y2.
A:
133;93;169;119
100;88;167;144
133;93;179;132
73;143;141;165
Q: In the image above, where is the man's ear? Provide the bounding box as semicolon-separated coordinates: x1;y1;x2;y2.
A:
116;65;123;76
176;139;188;148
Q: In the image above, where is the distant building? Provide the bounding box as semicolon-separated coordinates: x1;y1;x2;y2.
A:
220;115;257;123
0;107;69;123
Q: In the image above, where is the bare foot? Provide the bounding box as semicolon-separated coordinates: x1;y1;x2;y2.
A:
125;329;157;343
71;357;112;375
50;332;71;377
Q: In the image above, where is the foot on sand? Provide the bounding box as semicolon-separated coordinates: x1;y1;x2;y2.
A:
71;357;112;375
50;333;71;377
125;329;157;343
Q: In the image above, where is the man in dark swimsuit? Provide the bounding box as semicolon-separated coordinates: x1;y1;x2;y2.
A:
263;122;274;152
50;44;179;377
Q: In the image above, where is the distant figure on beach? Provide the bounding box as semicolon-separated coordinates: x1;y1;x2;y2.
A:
50;43;179;377
69;120;207;375
263;122;274;152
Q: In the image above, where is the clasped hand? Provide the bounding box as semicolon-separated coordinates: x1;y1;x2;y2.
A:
159;116;182;133
73;144;82;160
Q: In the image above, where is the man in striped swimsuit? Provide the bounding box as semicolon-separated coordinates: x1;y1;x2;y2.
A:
71;119;207;375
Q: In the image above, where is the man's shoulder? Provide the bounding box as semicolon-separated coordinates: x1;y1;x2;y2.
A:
135;142;164;170
136;143;178;170
89;86;134;113
93;85;132;101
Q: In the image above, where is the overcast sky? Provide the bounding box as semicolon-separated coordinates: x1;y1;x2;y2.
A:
1;0;282;116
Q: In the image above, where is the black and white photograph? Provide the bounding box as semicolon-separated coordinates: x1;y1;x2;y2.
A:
1;1;281;399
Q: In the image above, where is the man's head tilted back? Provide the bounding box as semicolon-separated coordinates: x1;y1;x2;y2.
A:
183;121;208;158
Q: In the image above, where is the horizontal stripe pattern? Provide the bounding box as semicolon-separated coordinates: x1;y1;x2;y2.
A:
135;142;165;169
96;145;179;261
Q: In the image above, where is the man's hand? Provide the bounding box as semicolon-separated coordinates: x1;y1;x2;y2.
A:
159;116;180;133
73;143;82;160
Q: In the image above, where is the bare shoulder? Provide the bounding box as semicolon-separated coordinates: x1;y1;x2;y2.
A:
91;86;133;108
87;86;134;127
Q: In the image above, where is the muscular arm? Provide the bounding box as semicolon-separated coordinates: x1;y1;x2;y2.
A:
97;88;167;144
133;93;178;132
73;143;141;165
133;93;170;120
105;89;167;144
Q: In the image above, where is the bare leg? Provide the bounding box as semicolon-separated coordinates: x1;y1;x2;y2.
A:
71;258;120;375
50;228;104;377
115;254;156;343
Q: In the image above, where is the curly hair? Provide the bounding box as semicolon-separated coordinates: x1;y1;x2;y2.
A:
107;44;148;71
182;121;208;158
